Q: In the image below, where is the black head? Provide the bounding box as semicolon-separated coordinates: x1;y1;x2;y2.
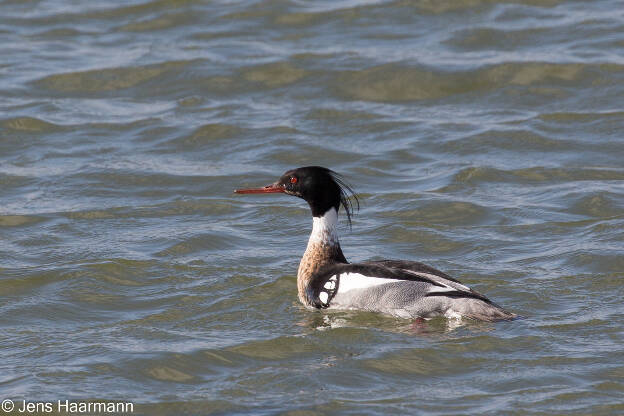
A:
235;166;359;227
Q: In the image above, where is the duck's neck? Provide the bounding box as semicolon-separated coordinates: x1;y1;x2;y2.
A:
297;207;347;306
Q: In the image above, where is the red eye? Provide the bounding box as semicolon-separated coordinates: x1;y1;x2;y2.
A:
290;177;298;184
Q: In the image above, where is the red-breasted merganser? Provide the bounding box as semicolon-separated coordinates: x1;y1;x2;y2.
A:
235;166;516;322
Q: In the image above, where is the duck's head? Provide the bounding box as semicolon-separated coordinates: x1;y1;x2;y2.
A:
235;166;358;226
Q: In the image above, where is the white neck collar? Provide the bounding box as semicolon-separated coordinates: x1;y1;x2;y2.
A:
308;207;339;245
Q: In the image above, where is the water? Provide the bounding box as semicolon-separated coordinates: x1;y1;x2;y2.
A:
1;0;623;414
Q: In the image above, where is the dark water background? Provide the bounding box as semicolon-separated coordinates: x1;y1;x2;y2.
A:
1;0;623;414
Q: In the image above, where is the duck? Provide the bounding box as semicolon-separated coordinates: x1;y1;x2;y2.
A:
235;166;516;322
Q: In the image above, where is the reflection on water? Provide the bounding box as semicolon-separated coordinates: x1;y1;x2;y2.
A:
296;310;496;336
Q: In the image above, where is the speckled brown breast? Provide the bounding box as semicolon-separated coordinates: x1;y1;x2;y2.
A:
297;242;346;306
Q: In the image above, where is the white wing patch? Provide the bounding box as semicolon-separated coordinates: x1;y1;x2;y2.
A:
426;286;457;294
321;269;474;307
336;272;398;294
319;292;329;304
324;277;337;291
317;275;338;307
400;269;472;293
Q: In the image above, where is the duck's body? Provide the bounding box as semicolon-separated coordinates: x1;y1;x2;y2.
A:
236;166;515;322
296;207;515;321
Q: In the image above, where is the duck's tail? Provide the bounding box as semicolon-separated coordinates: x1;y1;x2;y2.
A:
457;299;518;322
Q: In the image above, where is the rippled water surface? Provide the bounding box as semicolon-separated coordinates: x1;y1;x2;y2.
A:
1;0;623;414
